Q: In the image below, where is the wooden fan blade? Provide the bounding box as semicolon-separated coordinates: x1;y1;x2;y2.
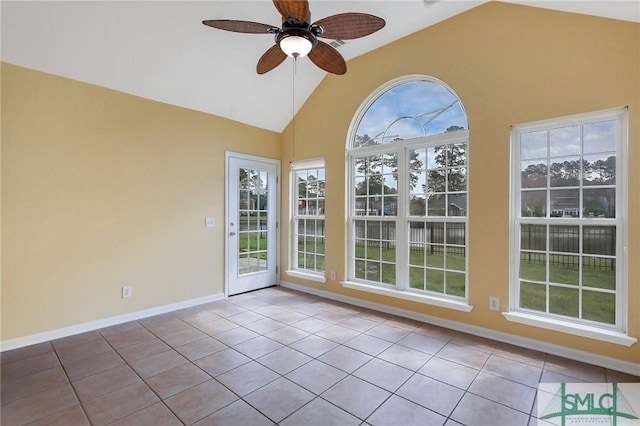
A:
257;45;288;74
202;20;274;34
314;13;385;40
273;0;309;23
308;40;346;75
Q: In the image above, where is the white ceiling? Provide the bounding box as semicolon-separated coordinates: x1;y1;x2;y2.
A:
2;1;639;132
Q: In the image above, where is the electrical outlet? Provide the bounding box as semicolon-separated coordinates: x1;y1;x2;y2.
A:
122;286;132;299
330;271;336;280
489;296;500;311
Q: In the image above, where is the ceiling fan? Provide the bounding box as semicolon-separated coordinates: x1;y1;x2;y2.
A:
203;0;385;75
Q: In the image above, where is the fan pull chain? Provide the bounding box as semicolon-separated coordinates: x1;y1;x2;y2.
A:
291;57;296;160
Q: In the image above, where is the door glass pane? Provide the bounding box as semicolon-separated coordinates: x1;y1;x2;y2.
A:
238;167;269;275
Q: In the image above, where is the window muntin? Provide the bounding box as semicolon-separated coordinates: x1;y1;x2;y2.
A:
292;163;325;275
348;77;469;302
512;109;626;330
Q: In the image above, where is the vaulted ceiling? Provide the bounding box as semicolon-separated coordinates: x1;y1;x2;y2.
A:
2;1;638;132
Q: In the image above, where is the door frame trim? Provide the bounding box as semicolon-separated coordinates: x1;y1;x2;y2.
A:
224;151;281;297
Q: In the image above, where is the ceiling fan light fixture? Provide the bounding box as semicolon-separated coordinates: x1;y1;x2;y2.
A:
279;34;313;57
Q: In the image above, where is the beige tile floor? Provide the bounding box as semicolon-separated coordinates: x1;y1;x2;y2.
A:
1;286;638;425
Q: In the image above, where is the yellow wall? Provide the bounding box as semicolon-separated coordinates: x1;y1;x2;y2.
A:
280;2;640;363
1;63;280;340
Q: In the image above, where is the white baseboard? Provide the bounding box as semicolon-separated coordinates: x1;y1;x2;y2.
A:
280;281;640;376
1;293;225;352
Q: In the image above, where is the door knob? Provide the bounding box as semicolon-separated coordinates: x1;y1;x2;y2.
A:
229;232;237;236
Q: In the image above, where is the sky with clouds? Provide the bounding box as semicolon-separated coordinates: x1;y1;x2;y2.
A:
355;80;468;145
520;120;616;161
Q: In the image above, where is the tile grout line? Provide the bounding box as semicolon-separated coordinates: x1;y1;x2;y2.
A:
98;323;185;425
47;342;93;425
4;287;624;425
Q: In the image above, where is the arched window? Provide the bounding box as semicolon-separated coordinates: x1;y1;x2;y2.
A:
345;76;470;309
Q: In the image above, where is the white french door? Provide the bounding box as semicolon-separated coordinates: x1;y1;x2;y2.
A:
225;152;279;296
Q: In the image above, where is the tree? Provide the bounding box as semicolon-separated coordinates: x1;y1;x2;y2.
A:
426;143;467;193
407;148;423;192
549;159;581;186
585;155;615;184
409;195;426;215
521;163;547;187
354;134;376;148
445;125;465;133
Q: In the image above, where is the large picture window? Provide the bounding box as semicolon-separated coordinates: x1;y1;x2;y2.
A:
509;108;628;337
346;77;470;309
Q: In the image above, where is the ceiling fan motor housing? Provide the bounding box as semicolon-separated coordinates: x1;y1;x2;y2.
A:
277;27;317;47
276;27;318;57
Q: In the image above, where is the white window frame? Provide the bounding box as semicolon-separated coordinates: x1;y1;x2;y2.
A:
505;107;635;346
286;158;326;283
342;76;472;312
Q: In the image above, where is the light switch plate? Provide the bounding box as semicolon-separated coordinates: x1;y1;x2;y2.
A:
205;217;215;228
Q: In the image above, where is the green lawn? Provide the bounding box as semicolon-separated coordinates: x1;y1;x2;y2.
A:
354;243;466;297
239;232;268;260
297;237;326;271
291;240;615;325
519;255;615;324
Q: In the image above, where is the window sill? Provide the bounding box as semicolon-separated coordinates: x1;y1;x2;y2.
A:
341;280;473;312
284;270;327;284
503;311;637;346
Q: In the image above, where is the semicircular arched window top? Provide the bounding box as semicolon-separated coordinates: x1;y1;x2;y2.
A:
352;78;468;148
